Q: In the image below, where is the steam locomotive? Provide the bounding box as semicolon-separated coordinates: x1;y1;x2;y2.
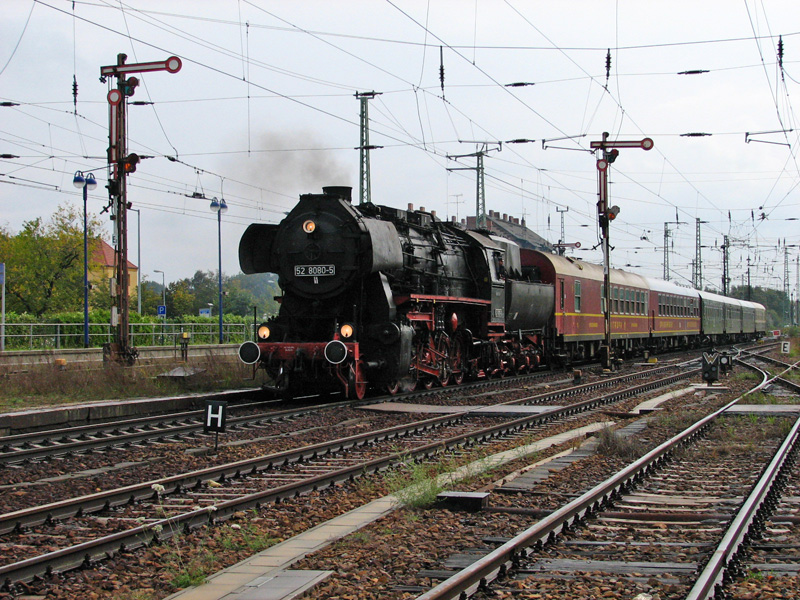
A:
237;186;766;399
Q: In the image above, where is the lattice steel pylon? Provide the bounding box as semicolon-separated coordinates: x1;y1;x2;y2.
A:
785;246;791;324
356;91;381;205
446;142;500;230
475;151;486;229
695;218;702;289
722;235;730;296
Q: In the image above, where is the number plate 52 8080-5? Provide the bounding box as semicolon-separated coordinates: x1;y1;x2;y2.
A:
294;264;335;277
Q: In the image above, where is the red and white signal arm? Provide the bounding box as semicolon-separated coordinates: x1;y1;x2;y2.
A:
596;159;609;171
591;138;654;150
101;56;182;76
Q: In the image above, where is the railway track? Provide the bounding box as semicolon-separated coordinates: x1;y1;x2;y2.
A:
410;358;800;600
0;361;702;591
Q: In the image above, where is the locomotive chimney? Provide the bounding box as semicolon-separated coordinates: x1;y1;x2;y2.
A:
431;210;436;219
408;203;414;211
503;213;508;221
420;206;426;212
322;186;352;202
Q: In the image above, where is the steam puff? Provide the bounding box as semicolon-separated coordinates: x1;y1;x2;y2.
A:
235;130;353;199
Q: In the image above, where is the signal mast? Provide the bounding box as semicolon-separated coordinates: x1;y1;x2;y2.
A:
590;132;653;371
100;54;181;363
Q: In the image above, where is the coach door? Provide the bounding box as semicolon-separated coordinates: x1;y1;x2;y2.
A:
650;293;656;334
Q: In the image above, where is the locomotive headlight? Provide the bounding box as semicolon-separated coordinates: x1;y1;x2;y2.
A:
302;220;316;234
257;324;271;340
340;323;355;339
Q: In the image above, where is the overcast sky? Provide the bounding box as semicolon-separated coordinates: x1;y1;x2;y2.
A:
2;0;799;297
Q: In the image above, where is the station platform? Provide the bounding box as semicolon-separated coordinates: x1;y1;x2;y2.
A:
0;388;256;435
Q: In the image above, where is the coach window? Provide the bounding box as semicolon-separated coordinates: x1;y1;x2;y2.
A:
574;280;582;312
625;289;630;314
601;284;606;314
613;287;619;313
559;280;565;310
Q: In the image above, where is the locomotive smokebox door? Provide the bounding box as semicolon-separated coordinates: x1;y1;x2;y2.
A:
701;352;720;384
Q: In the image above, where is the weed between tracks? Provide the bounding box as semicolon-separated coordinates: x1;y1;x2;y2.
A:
383;444;504;509
596;427;646;461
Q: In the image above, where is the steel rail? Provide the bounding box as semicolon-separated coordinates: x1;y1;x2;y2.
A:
686;414;800;599
412;364;770;600
0;366;700;588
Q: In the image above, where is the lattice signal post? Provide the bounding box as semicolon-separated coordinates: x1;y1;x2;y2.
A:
100;54;182;364
590;132;654;371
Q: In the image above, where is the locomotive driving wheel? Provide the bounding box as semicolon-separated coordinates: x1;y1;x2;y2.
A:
450;335;466;385
348;360;367;400
434;332;451;387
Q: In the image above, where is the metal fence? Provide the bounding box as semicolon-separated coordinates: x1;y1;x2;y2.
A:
0;322;252;350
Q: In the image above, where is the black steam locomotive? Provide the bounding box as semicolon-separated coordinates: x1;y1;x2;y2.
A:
237;186;553;398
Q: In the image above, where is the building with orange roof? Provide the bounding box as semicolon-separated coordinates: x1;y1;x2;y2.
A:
90;239;139;303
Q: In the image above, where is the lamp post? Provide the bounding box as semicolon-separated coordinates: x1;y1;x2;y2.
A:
153;269;166;307
73;171;97;348
210;197;227;344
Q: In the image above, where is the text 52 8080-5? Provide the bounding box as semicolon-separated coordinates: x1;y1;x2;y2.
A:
294;264;335;277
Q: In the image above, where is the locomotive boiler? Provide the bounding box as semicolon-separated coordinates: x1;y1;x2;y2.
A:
237;186;553;398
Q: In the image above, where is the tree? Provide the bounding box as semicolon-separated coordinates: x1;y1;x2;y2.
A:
229;272;281;318
0;205;103;317
168;279;195;317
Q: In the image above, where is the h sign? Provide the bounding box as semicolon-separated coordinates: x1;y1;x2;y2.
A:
204;400;228;433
